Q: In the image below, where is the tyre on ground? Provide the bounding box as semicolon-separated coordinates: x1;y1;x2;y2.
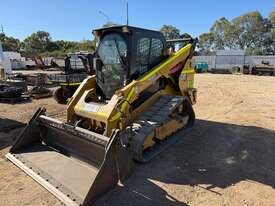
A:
53;87;70;104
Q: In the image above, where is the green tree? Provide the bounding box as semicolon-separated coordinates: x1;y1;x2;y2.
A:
198;32;215;55
232;11;265;50
46;41;60;52
269;10;275;25
79;40;96;51
23;31;51;54
0;33;21;51
210;17;239;49
198;10;274;55
259;17;274;55
54;40;78;52
266;11;275;54
160;25;181;40
180;33;192;39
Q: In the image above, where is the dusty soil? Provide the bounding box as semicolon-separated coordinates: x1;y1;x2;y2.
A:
1;73;275;206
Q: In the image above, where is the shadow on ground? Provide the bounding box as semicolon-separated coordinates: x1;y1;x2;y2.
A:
95;119;275;206
0;118;25;133
0;118;24;150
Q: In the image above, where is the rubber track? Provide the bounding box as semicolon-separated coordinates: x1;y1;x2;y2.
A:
121;95;195;162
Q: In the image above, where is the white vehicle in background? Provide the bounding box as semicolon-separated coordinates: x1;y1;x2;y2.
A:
23;57;36;69
0;42;12;75
0;42;37;72
4;51;25;70
4;52;37;70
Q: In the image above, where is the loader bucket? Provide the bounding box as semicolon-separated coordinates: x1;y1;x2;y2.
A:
6;108;132;206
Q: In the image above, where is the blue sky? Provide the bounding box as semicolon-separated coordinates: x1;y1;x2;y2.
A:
0;0;274;41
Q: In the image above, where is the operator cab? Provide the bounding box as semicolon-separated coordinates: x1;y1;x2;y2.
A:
65;52;95;75
93;25;166;99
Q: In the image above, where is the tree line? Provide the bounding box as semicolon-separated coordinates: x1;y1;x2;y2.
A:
0;24;186;57
198;10;275;55
0;10;274;57
0;31;96;57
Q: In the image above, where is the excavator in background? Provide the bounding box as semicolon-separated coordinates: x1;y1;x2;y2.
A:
49;52;94;103
6;25;197;206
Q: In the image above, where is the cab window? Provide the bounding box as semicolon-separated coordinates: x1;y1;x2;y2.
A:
134;37;164;77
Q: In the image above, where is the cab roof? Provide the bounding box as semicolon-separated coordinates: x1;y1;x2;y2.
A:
92;25;162;37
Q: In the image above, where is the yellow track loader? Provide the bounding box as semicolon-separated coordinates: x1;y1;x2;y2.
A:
6;25;197;206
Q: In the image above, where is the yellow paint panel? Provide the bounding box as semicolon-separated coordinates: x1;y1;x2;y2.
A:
182;69;195;74
60;83;81;86
188;80;194;88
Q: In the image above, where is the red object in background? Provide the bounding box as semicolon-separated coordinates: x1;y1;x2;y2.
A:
169;63;183;74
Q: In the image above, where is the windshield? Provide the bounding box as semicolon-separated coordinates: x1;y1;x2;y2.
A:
98;33;127;65
97;33;127;98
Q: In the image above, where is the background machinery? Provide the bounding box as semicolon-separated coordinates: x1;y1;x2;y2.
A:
251;60;275;76
6;25;197;206
195;62;208;73
49;52;94;103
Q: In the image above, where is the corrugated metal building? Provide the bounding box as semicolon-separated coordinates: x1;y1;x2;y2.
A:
194;51;275;73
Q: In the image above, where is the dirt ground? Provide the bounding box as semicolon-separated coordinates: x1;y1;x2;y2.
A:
1;73;275;206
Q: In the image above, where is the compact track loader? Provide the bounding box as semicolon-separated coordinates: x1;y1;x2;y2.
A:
49;52;94;104
6;25;197;206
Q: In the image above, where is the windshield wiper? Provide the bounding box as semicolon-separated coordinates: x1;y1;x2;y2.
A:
113;37;127;67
